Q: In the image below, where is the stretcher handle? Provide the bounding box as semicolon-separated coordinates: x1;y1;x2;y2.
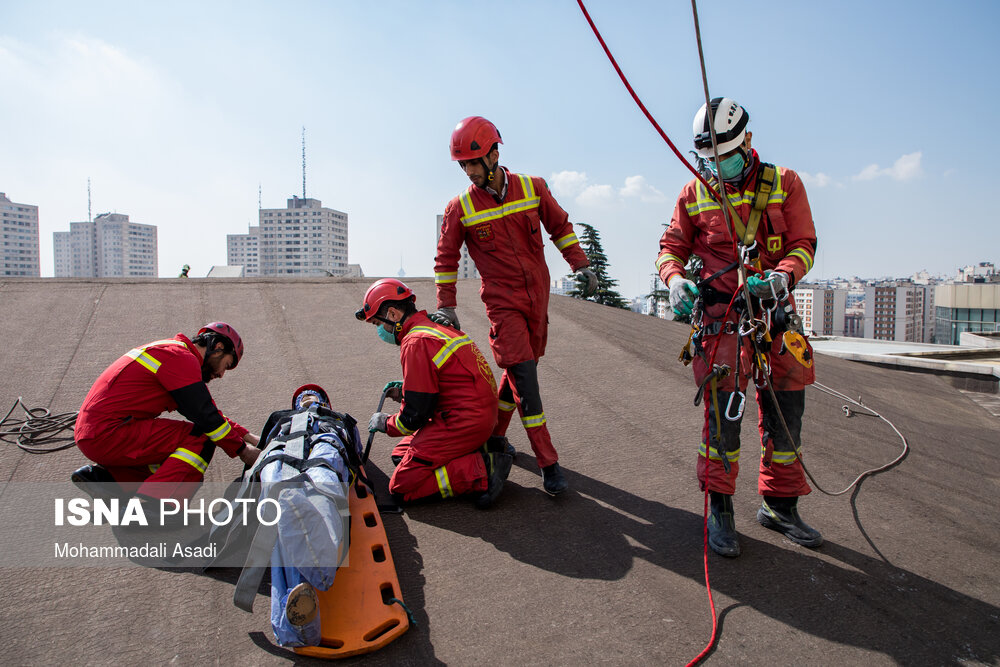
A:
362;387;390;464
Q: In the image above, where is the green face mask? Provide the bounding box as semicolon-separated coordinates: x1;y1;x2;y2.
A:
708;153;745;180
377;322;397;345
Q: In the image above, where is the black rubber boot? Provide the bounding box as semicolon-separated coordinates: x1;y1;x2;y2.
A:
708;492;741;557
475;451;513;510
541;462;568;496
757;495;823;548
70;464;121;500
486;435;517;459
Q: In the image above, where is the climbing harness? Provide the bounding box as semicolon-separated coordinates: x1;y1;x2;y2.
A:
576;0;910;664
0;397;78;454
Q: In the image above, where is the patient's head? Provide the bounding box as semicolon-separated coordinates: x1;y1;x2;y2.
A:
292;384;330;410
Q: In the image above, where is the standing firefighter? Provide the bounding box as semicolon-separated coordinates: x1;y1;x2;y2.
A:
72;322;261;502
357;279;511;509
657;98;821;557
433;116;598;495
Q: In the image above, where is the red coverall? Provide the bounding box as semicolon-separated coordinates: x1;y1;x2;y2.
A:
75;334;249;500
656;152;817;497
385;312;499;502
434;168;589;468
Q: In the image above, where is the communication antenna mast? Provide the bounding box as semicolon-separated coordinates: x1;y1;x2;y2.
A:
302;126;307;199
87;177;92;222
258;183;262;211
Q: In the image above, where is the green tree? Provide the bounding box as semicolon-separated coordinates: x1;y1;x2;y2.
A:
568;223;629;309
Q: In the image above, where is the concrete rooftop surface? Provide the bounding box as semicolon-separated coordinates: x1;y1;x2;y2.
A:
0;277;998;666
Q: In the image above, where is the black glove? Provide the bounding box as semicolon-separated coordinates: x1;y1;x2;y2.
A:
577;268;599;297
429;307;460;330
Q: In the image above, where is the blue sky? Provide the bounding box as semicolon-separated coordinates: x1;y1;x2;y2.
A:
2;0;997;298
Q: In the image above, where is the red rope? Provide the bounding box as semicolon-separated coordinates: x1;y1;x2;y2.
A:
575;0;720;197
574;2;725;663
686;487;719;667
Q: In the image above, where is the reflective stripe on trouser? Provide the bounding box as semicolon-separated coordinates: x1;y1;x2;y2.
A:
388;410;494;502
74;416;217;500
695;387;810;497
495;362;558;468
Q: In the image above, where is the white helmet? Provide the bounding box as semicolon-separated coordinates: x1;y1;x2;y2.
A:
693;97;749;158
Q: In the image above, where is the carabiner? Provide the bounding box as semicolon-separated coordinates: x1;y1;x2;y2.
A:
725;390;746;421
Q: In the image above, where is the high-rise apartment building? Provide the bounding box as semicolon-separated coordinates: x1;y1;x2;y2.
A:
436;214;479;280
863;281;933;343
1;192;41;277
793;285;847;336
227;226;260;277
53;213;157;278
257;197;348;276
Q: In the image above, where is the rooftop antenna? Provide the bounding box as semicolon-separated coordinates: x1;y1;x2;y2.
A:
301;126;307;199
258;183;262;212
87;177;92;222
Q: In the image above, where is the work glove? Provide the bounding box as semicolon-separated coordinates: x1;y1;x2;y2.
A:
428;307;460;330
368;412;390;434
382;380;403;402
577;267;599;297
668;274;700;317
746;270;789;300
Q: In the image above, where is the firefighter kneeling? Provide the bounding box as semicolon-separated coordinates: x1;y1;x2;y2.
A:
356;279;512;509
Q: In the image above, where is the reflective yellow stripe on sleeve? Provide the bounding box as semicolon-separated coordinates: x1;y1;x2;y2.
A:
554;233;579;250
435;271;458;284
655;253;685;271
205;421;232;442
393;415;416;436
498;399;516;413
168;447;209;474
434;466;454;498
787;248;814;273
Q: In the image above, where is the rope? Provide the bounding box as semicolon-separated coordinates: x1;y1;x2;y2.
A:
574;0;725;203
805;381;910;495
387;597;418;629
0;397;78;454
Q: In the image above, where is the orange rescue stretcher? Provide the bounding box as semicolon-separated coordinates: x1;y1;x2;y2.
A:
293;482;410;659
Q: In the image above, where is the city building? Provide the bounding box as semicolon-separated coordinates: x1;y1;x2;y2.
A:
227;226;259;276
256;197;349;276
0;192;40;277
53;213;157;278
957;262;996;283
436;214;479;280
934;282;1000;345
550;274;577;296
793;285;847;336
863;280;934;343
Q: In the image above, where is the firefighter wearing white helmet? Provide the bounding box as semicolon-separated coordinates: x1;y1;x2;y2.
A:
655;97;821;558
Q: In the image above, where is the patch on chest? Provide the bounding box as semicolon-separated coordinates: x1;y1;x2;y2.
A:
475;222;494;242
766;235;782;253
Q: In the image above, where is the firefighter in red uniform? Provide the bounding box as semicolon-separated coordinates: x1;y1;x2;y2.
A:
657;98;822;557
357;279;511;509
433;116;598;496
72;322;261;502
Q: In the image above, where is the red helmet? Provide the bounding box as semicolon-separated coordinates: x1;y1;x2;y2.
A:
450;116;502;161
197;322;244;368
292;383;330;409
355;279;415;322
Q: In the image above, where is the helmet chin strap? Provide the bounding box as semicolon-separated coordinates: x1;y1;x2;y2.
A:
479;155;497;187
